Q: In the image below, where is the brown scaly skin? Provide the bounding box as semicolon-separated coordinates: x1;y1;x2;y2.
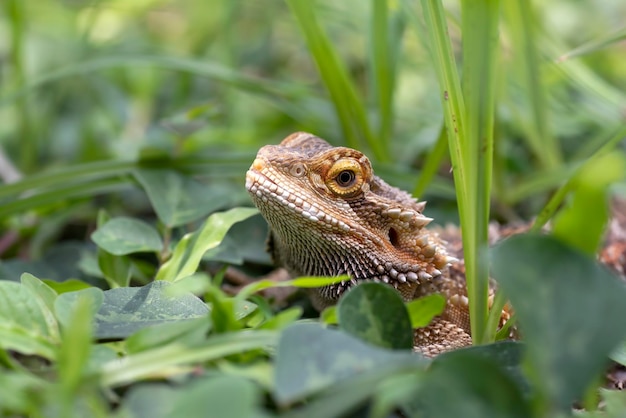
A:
246;132;482;356
245;132;626;357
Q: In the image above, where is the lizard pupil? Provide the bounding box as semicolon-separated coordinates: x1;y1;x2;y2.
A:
336;170;356;187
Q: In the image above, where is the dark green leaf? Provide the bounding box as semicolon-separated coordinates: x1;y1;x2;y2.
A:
403;349;530;418
91;217;163;255
94;281;209;339
274;323;426;405
492;234;626;410
134;168;239;227
166;376;272;418
338;282;413;350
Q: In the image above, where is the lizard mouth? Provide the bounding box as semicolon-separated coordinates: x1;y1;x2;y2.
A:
246;168;352;231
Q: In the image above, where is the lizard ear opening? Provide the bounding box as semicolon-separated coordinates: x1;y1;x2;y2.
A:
388;227;400;248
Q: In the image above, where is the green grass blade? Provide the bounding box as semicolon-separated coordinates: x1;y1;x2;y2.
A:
556;26;626;62
412;125;448;197
285;0;387;161
503;0;561;170
369;0;403;144
460;0;501;344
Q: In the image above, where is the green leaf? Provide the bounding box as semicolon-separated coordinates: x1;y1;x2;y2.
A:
155;207;258;282
125;318;211;354
57;290;96;394
273;323;426;405
257;307;303;330
337;282;413;350
121;377;272;418
0;280;60;359
101;330;278;387
91;217;163;255
97;249;132;288
120;384;178;418
43;278;93;294
94;281;209;339
235;275;348;301
165;376;270;418
406;293;446;328
20;273;59;336
492;234;626;411
553;152;625;255
404;348;530;417
54;287;104;329
134;168;239;227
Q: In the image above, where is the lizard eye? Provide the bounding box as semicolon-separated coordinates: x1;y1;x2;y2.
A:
326;158;365;197
336;170;356;187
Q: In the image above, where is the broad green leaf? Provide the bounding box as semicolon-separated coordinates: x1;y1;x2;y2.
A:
134;168;239;227
94;281;209;339
403;348;530;418
101;330;278;387
273;323;426;405
165;376;270;418
0;281;59;359
337;282;413;350
611;340;626;366
406;293;446;328
97;249;132;288
54;287;104;329
492;234;626;411
20;273;59;338
91;217;163;255
121;384;178;418
433;341;529;396
155;207;258;282
121;377;272;418
553;152;625;255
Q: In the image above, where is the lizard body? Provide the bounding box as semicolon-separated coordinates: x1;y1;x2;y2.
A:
245;132;483;355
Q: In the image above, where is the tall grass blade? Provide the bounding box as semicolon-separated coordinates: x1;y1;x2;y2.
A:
285;0;387;161
460;0;501;344
369;0;404;144
504;0;561;170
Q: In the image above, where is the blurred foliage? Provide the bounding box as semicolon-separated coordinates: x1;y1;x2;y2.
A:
1;0;626;416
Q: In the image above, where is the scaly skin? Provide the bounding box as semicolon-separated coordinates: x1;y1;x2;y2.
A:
245;132;497;355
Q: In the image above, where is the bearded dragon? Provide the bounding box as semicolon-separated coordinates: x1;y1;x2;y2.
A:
245;132;624;356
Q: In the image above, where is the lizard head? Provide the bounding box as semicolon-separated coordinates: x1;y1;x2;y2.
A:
246;132;451;306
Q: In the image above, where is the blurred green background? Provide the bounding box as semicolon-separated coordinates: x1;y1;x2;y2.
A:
1;0;625;248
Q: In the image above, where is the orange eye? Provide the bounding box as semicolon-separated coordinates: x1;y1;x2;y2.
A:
326;159;365;197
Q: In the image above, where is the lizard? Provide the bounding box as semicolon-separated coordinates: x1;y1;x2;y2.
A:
244;131;624;356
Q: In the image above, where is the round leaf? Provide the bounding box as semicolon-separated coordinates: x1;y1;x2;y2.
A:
337;282;413;350
91;217;163;255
